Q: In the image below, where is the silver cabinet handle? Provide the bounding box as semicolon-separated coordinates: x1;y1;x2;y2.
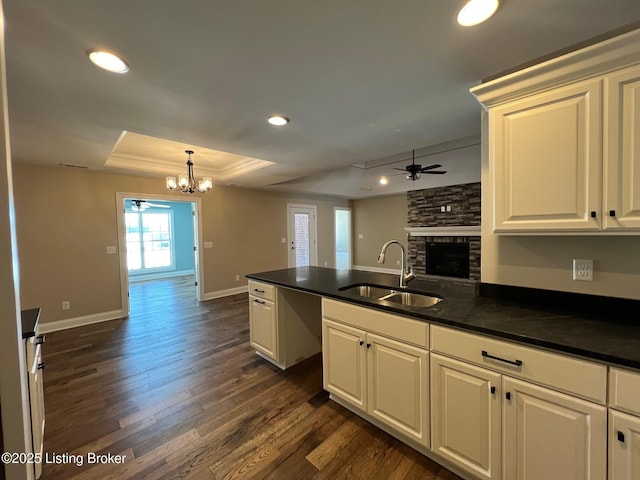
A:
253;289;265;294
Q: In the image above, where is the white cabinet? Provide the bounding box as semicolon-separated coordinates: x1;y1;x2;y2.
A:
322;300;430;448
503;376;606;480
322;319;366;410
431;353;501;480
367;332;429;445
490;79;602;232
609;367;640;480
249;281;278;361
249;293;278;360
609;409;640;480
431;325;607;480
471;29;640;234
604;64;640;230
248;280;322;370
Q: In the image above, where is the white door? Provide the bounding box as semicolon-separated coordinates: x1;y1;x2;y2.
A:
431;353;502;480
503;376;607;480
288;204;317;267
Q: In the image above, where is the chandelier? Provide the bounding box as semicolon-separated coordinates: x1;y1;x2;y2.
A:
166;150;212;194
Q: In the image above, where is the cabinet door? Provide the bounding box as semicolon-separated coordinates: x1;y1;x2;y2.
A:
604;64;640;230
503;376;606;480
431;353;502;480
609;409;640;480
249;296;278;360
322;319;366;410
491;78;602;232
367;333;429;447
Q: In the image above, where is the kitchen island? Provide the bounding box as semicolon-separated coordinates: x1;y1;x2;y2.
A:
247;266;640;369
247;266;640;480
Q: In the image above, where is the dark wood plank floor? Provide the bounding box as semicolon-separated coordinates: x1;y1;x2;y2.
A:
40;275;462;480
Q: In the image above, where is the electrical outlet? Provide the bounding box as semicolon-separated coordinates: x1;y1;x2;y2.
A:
440;206;446;212
62;300;70;310
235;275;240;281
572;259;593;281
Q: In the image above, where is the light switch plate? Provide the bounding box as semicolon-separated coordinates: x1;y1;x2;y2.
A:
204;241;213;248
106;246;117;254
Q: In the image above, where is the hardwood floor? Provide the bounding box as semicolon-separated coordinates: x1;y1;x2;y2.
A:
40;276;462;480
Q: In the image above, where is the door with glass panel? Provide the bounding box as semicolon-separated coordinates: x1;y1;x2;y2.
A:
288;204;317;267
334;207;352;269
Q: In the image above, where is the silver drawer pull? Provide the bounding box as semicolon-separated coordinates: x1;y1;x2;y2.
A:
254;299;266;305
482;350;523;367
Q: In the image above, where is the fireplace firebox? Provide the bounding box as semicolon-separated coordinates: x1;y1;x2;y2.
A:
426;242;470;279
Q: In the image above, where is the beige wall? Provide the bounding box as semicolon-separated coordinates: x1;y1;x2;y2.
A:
480;112;640;300
352;194;407;269
13;164;349;324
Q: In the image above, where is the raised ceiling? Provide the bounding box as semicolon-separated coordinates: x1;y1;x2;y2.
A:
5;1;640;198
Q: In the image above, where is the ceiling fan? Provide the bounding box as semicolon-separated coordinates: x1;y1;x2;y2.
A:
131;199;170;211
392;150;447;181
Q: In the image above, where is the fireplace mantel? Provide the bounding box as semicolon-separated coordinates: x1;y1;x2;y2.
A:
405;226;481;237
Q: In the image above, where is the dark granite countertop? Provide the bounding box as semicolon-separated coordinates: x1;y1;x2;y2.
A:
21;307;40;339
247;267;640;370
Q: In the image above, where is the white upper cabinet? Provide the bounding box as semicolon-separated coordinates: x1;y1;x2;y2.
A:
472;28;640;234
491;78;602;232
604;64;640;230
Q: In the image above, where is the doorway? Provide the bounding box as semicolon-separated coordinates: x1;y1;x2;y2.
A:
287;204;318;267
116;192;204;315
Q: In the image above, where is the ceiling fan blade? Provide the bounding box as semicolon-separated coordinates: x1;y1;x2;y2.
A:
146;202;170;208
424;170;447;174
392;167;408;172
418;164;442;172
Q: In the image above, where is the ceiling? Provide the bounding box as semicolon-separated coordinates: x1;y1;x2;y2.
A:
5;1;640;198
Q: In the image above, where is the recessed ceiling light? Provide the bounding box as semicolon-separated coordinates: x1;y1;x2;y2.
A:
457;0;500;26
379;177;389;185
267;115;289;126
87;50;130;73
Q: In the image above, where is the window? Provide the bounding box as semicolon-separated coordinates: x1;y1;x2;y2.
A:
334;208;352;269
125;211;173;272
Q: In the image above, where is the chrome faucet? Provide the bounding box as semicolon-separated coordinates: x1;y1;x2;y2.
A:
377;240;415;288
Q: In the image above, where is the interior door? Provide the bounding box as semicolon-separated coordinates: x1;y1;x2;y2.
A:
288;204;317;267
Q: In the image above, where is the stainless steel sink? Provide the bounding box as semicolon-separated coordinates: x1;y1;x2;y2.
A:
379;291;442;307
339;283;442;308
340;284;395;299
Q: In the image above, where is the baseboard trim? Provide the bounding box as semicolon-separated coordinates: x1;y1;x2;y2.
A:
202;285;248;301
128;270;195;282
38;309;126;334
352;265;399;275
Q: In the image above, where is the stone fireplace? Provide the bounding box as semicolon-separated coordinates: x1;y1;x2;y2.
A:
406;183;481;281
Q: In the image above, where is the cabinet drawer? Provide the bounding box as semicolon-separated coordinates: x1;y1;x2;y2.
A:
431;325;607;404
610;367;640;416
248;280;275;301
322;298;428;348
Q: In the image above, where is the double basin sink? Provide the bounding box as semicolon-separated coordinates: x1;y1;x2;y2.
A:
339;283;442;308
